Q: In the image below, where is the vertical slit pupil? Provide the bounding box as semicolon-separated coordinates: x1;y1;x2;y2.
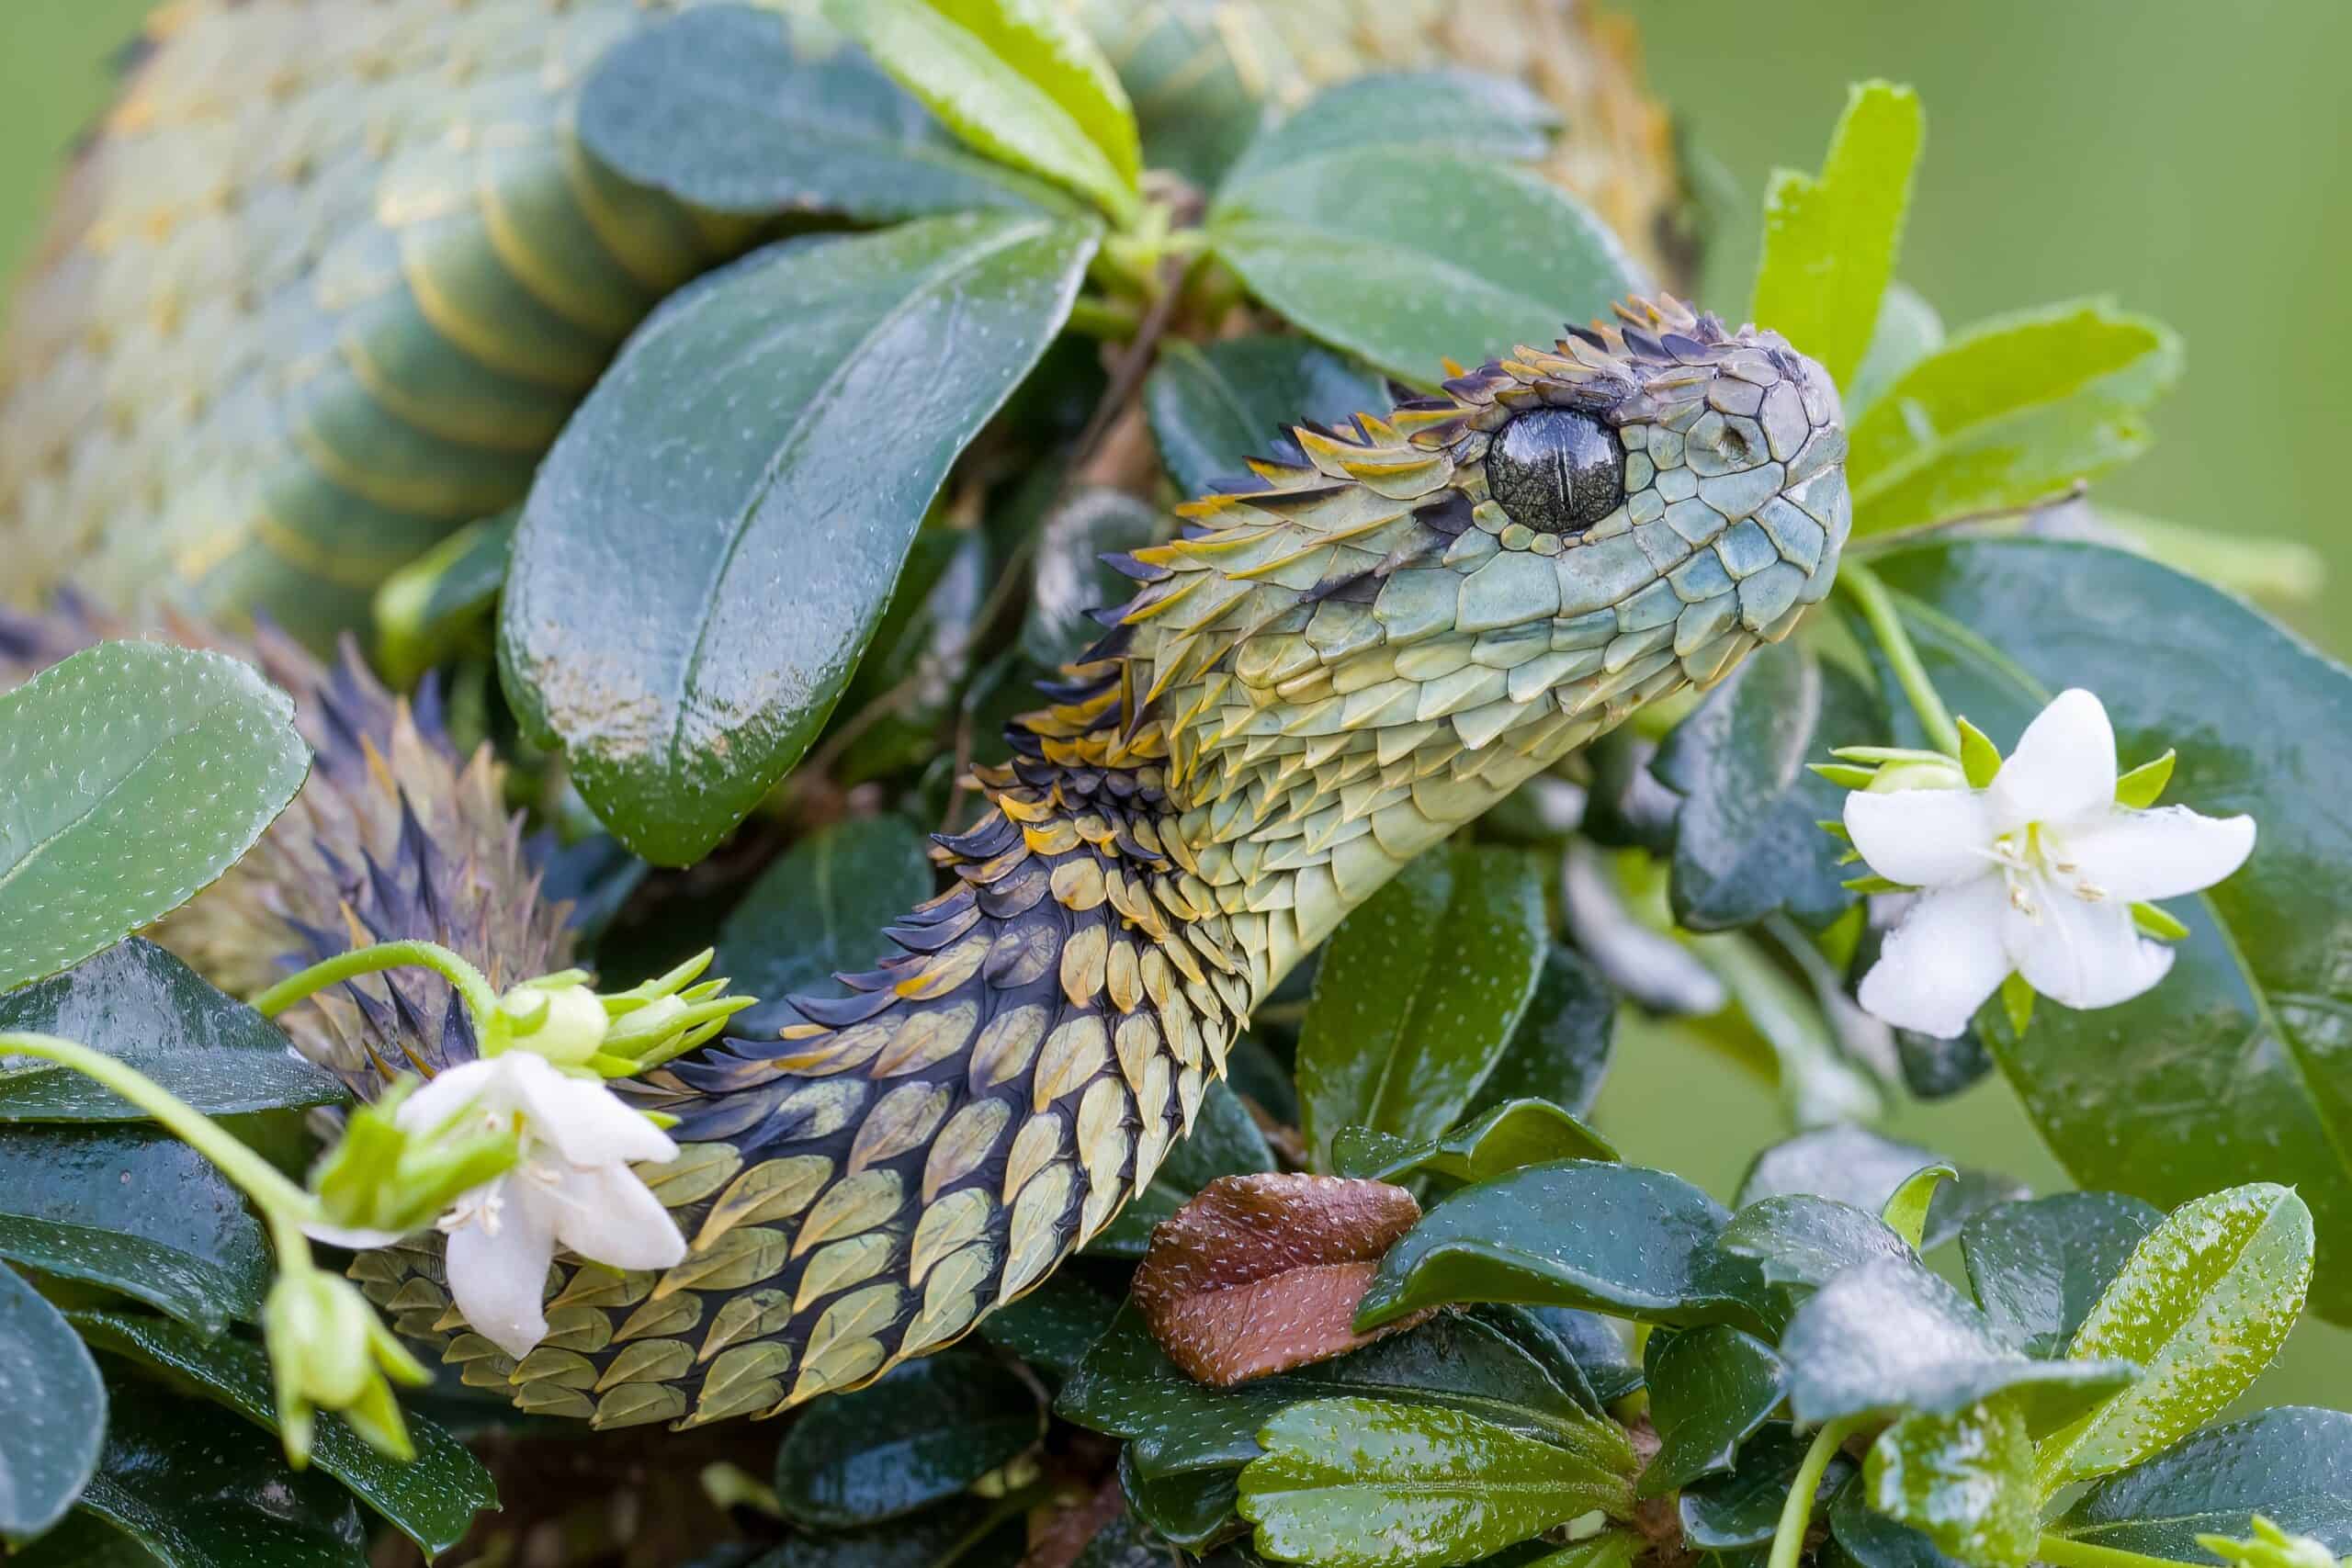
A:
1487;408;1624;537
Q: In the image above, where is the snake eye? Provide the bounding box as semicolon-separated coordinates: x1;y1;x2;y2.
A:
1487;408;1623;537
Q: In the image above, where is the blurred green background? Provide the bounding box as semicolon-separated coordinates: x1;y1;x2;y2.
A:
5;0;2346;1401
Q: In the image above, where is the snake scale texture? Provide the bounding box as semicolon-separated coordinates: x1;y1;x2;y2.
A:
0;1;1849;1429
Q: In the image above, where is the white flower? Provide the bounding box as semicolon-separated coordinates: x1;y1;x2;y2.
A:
394;1051;685;1359
1845;688;2255;1039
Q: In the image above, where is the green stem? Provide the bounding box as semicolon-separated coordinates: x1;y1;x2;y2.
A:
253;939;498;1032
1064;294;1142;341
0;1031;317;1258
2034;1533;2204;1568
1768;1416;1862;1568
1838;560;1962;759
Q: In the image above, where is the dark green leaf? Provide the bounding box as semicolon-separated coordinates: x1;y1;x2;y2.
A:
0;1267;104;1541
1238;1396;1633;1568
775;1352;1041;1527
751;1495;1028;1568
1207;148;1646;387
1354;1160;1776;1336
66;1381;366;1568
1829;1468;1970;1568
1333;1100;1617;1189
1219;70;1557;191
67;1313;492;1557
1465;945;1616;1122
1652;640;1880;931
1143;335;1389;502
1296;845;1548;1168
1076;1495;1249;1566
579;6;1062;220
1516;1310;1642;1405
1021;489;1160;670
0;643;308;994
372;510;516;689
1780;1257;2135;1432
501;212;1097;864
1736;1125;2023;1251
1085;1079;1272;1258
1075;2;1266;187
1856;536;2352;1321
0;1125;268;1332
2051;1407;2352;1560
1117;1451;1245;1552
1680;1427;1855;1551
1720;1194;1912;1295
978;1272;1119;1383
7;1511;161;1568
717;816;934;1037
1864;1401;2036;1568
1959;1193;2162;1357
1639;1327;1786;1496
0;942;343;1122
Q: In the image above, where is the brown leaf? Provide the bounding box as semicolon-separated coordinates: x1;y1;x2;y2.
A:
1133;1171;1430;1386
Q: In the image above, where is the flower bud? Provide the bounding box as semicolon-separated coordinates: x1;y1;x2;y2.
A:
2197;1517;2341;1568
263;1271;424;1465
496;975;608;1065
309;1078;518;1240
1866;756;1968;793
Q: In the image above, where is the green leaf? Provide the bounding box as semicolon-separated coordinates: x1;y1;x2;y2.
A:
0;1124;269;1332
775;1352;1042;1528
1680;1427;1856;1551
1296;845;1548;1168
1651;640;1883;931
1020;488;1160;670
1519;1310;1642;1407
372;510;516;689
0;942;343;1122
1332;1100;1618;1189
2032;1184;2314;1493
1237;1397;1633;1568
1638;1326;1786;1496
0;1267;104;1541
2050;1408;2352;1561
65;1380;367;1568
1751;82;1924;391
716;816;935;1037
1779;1257;2137;1432
1737;1125;2023;1251
1880;1166;1954;1251
977;1272;1119;1382
1143;335;1389;502
1219;70;1558;192
1117;1451;1245;1552
1465;945;1616;1122
1847;283;1944;416
500;213;1097;864
1864;1400;2037;1568
1845;301;2181;536
1353;1160;1776;1336
825;0;1139;223
1084;1078;1272;1258
1959;1192;2163;1358
578;6;1065;220
65;1312;492;1558
1829;1468;1971;1568
1853;536;2352;1321
0;643;307;995
1719;1194;1914;1295
750;1497;1028;1568
1207;147;1646;387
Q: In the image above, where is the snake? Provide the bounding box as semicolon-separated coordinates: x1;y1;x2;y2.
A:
0;2;1849;1428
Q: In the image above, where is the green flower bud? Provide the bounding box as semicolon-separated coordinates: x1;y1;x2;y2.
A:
496;976;608;1065
263;1271;429;1466
309;1077;518;1239
1867;756;1968;793
2198;1517;2343;1568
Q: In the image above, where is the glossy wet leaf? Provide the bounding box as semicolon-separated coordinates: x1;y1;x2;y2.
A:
1237;1397;1634;1568
1736;1125;2021;1251
66;1313;492;1557
1780;1257;2136;1432
0;642;307;995
1464;946;1615;1122
978;1272;1118;1383
1679;1426;1855;1551
0;942;342;1122
579;5;1064;220
1332;1100;1618;1189
2033;1183;2313;1492
65;1381;367;1568
0;1125;268;1331
1751;81;1923;391
1652;639;1880;931
1518;1310;1642;1406
775;1352;1042;1527
2049;1407;2352;1561
827;0;1139;223
1830;1468;1971;1568
1864;1400;2037;1568
1207;147;1646;387
1959;1192;2163;1357
1638;1326;1786;1496
1218;70;1558;191
502;213;1096;863
765;1495;1033;1568
1353;1160;1776;1336
1134;1174;1424;1385
716;815;934;1037
1719;1194;1912;1296
1021;488;1160;669
1846;300;2180;536
372;509;515;688
1143;335;1390;502
1087;1079;1273;1258
1118;1451;1245;1552
0;1267;103;1541
1296;845;1547;1168
1854;536;2352;1321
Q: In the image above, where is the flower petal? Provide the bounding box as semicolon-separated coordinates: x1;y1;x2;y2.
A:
302;1221;410;1250
1845;787;1998;887
504;1052;678;1167
1990;688;2117;829
531;1160;688;1271
395;1057;500;1134
444;1179;556;1359
1856;875;2014;1039
2060;807;2256;902
2005;882;2175;1011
